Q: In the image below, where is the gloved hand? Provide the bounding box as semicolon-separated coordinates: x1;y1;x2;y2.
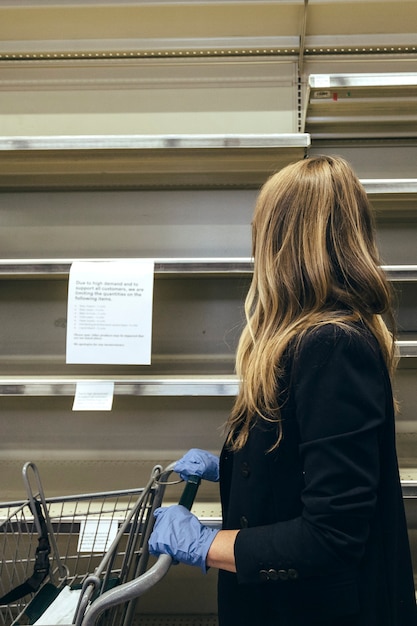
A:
148;505;219;574
174;448;220;482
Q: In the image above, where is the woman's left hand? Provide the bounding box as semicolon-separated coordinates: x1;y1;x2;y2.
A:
148;505;219;573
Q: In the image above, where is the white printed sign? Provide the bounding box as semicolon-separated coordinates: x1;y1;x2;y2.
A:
77;518;118;553
66;260;154;364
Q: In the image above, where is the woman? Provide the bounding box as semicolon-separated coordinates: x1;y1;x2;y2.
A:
149;155;417;625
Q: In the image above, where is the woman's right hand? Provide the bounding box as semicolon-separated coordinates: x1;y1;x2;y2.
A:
174;448;220;482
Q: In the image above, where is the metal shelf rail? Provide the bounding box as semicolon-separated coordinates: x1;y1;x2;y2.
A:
0;259;416;280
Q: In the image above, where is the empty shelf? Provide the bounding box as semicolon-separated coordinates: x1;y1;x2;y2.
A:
0;346;415;396
0;133;311;190
305;73;417;139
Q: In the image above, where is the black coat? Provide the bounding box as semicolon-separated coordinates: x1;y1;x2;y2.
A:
218;323;417;626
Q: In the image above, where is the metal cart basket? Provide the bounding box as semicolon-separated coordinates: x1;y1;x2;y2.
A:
0;488;50;626
0;461;198;626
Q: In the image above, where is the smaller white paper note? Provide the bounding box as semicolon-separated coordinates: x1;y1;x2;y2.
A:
72;381;114;411
77;518;118;553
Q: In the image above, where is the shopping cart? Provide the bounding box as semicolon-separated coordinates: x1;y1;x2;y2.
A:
0;461;200;626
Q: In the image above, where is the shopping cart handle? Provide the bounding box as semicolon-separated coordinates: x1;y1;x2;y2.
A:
178;474;201;510
80;554;173;626
78;472;203;626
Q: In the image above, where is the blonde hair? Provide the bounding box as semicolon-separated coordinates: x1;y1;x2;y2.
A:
226;155;397;451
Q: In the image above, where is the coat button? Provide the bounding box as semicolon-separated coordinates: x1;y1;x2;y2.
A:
278;569;289;581
259;569;269;581
240;516;249;528
288;568;299;580
267;569;278;581
241;461;250;478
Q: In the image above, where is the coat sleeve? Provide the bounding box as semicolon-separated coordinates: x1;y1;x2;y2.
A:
234;325;388;584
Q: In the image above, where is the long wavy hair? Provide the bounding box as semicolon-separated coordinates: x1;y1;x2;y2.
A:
226;155;397;451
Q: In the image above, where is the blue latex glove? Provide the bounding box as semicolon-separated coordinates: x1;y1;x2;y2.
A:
148;505;219;573
174;448;220;482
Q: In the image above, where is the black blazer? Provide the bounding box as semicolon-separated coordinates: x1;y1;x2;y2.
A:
218;323;417;626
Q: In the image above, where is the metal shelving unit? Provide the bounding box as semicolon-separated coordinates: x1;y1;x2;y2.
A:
0;2;416;618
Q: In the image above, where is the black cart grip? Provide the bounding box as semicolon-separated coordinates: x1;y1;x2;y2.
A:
178;474;201;510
